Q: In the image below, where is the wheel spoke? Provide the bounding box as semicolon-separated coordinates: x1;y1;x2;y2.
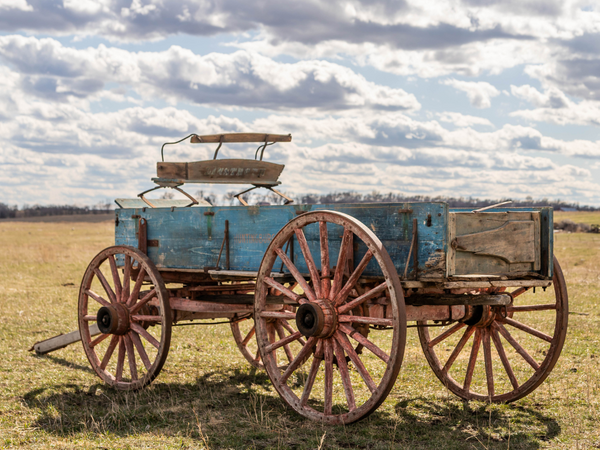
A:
324;339;334;415
129;288;157;315
260;311;296;320
300;340;323;407
127;267;146;306
254;348;261;364
264;277;307;304
131;314;162;323
443;326;475;373
89;332;110;348
334;250;373;306
333;337;356;411
494;322;539;370
428;322;466;348
319;221;331;299
509;287;529;298
108;255;123;302
274;322;297;363
338;315;392;327
115;337;125;381
482;328;494;398
339;323;389;363
242;325;256;346
499;316;553;343
130;331;152;371
335;331;376;393
275;248;316;302
491;327;519;390
131;322;160;349
122;255;131;303
92;268;117;303
330;228;353;301
507;304;556;312
295;228;322;299
281;319;306;345
100;335;120;370
123;334;138;380
463;328;482;392
86;289;111;308
267;323;278;366
338;282;387;314
281;336;318;384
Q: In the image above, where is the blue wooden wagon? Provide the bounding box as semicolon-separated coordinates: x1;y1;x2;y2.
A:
77;133;568;424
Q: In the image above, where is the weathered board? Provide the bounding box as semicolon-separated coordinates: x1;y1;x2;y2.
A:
155;159;284;185
449;207;553;278
114;204;553;280
115;202;447;280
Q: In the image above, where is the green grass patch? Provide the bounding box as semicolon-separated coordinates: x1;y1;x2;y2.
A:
1;218;599;449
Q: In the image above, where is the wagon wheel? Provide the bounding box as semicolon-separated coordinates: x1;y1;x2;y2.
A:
418;257;568;402
255;211;406;424
78;246;172;390
231;306;303;369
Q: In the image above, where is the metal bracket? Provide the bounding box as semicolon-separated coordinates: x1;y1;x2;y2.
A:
234;184;293;206
213;135;225;160
213;220;230;271
137;183;199;208
138;218;148;255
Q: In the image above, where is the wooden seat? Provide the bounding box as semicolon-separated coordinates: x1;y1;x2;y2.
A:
154;159;284;186
139;132;293;208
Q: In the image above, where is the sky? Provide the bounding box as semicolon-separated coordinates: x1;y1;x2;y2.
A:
1;0;600;207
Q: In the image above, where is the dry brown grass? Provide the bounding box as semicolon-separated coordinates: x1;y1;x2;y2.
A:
0;219;599;449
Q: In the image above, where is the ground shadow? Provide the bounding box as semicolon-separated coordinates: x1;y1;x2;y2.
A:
391;396;561;449
33;353;96;375
22;368;561;449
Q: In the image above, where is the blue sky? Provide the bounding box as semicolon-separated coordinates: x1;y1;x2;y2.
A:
1;0;600;206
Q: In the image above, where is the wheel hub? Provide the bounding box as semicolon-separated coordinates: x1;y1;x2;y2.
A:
296;299;338;338
96;303;130;335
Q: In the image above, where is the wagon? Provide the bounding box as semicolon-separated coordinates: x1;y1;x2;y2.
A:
76;133;568;424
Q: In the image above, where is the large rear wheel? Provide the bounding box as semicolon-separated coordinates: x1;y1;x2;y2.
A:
418;257;568;402
255;211;406;424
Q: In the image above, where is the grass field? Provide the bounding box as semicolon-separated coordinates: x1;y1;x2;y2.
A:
0;219;599;449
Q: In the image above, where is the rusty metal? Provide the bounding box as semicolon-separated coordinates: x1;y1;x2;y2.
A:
138;218;148;255
225;220;230;270
398;209;413;214
213;134;225;160
472;200;512;213
412;218;418;280
161;133;195;162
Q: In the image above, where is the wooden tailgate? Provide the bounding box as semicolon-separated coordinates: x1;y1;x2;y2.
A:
448;211;541;276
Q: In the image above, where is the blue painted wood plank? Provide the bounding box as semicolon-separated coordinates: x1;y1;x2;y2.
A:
115;203;553;280
115;202;448;279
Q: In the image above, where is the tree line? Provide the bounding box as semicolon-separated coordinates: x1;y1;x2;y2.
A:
1;192;597;219
0;201;113;219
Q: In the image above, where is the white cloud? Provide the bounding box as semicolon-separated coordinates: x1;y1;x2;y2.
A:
436;112;494;128
441;78;501;108
0;35;420;112
510;84;600;126
0;0;32;11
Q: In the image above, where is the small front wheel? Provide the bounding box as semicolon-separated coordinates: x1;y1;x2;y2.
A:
78;246;172;390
